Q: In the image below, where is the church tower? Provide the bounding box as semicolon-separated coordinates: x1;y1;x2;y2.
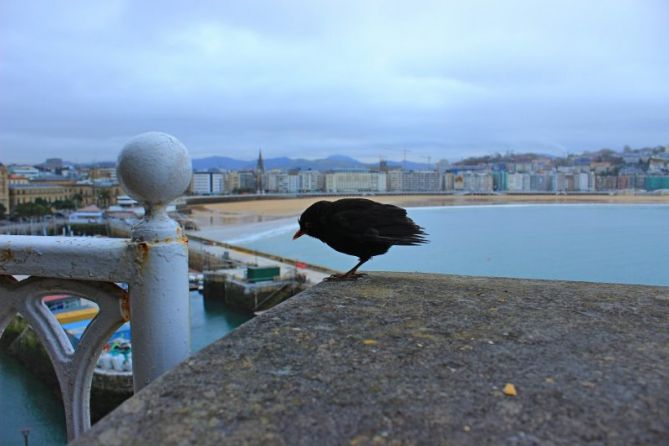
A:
256;149;265;194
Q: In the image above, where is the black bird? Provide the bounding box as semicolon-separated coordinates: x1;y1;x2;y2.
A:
292;198;428;280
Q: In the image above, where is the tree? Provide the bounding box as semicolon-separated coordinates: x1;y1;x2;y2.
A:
97;189;111;208
52;199;76;210
71;193;83;208
12;202;50;219
0;203;6;220
35;197;50;207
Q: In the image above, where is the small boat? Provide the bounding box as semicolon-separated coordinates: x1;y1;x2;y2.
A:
97;338;132;372
189;272;204;291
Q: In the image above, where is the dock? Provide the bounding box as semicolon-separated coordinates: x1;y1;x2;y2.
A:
187;233;336;285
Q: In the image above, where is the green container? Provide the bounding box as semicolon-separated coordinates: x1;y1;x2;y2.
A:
246;266;280;283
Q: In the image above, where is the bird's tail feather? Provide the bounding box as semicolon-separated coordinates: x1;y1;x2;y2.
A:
374;225;429;245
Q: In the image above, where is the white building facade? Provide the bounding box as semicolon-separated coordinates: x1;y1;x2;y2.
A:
190;172;224;195
325;172;387;193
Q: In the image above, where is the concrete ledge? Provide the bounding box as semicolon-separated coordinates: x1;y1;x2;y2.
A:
74;273;669;445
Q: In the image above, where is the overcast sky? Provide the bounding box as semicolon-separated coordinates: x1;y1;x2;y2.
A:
1;0;668;164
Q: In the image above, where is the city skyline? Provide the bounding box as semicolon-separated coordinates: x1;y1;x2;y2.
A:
2;139;668;220
1;0;668;164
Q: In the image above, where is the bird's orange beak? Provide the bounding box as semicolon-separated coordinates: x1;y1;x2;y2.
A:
292;229;304;240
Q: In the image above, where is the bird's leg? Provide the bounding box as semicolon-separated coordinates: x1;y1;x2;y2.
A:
342;258;368;278
326;258;370;281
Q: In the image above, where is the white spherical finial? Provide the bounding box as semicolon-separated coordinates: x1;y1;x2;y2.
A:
117;132;192;205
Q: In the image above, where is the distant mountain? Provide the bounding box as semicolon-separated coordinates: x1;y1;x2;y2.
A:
61;155;431;172
192;154;432;171
191;156;252;171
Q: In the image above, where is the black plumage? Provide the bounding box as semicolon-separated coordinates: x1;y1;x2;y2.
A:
293;198;428;280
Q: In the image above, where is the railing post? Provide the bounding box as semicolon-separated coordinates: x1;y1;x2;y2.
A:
116;132;193;391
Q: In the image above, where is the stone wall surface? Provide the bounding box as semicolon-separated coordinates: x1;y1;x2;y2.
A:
73;273;669;446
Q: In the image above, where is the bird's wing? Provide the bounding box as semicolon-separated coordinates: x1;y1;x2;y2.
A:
330;203;428;246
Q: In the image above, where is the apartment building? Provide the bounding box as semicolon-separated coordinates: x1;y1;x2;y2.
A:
387;170;441;192
191;171;224;195
507;173;531;192
264;170;299;193
325;171;387;193
298;170;325;192
463;172;493;192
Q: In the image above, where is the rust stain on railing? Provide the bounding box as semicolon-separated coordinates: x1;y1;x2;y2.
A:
1;248;12;263
137;241;150;258
119;291;131;321
134;235;189;272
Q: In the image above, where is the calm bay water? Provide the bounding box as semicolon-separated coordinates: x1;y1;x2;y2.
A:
0;291;251;445
241;204;669;287
0;351;67;445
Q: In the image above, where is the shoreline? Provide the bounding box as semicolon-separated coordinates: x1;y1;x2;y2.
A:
187;194;669;234
190;216;298;244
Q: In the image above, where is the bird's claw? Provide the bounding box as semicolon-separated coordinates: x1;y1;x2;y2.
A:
324;272;368;282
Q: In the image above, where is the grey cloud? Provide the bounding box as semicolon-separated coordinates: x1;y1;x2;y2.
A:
1;0;668;164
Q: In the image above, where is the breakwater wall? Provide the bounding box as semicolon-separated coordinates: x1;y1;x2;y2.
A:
203;271;307;312
188;234;338;276
188;245;232;272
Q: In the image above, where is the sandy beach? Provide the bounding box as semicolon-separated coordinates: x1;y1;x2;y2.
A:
188;194;669;231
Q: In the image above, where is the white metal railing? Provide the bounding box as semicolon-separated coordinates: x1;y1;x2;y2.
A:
0;132;193;441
